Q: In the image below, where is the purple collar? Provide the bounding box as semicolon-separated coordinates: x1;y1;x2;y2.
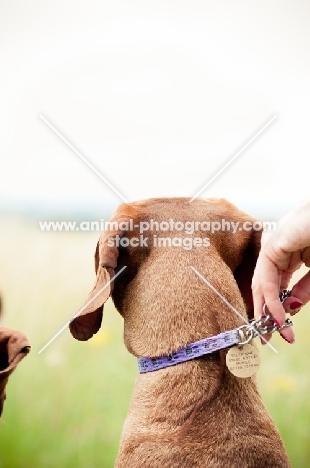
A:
138;294;295;374
138;329;240;373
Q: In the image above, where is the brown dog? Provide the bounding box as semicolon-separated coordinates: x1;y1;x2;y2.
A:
70;197;290;468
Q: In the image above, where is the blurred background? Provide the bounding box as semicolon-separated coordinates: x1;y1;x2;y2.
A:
1;0;310;466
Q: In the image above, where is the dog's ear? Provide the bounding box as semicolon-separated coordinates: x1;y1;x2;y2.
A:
0;327;30;416
69;200;141;341
69;230;120;341
233;225;262;320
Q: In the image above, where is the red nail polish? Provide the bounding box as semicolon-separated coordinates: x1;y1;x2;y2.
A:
280;333;295;344
290;301;303;310
273;318;281;328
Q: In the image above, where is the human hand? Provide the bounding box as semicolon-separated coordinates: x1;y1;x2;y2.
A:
252;198;310;344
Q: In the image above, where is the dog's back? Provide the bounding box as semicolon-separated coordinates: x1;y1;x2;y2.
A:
70;198;291;467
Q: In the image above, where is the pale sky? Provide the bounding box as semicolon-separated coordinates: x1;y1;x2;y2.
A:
1;1;310;219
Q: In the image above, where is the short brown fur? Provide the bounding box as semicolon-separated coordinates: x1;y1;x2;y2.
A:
0;326;30;416
70;198;290;468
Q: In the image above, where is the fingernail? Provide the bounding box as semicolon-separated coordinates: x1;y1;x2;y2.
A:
260;337;267;345
289;301;303;313
290;308;301;316
280;333;295;344
273;318;281;328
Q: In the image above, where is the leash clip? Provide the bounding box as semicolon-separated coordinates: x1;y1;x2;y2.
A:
237;289;293;344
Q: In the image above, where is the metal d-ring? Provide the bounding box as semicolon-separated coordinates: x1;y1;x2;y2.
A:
237;325;255;345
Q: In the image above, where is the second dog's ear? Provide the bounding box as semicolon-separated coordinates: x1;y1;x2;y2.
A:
69;232;120;341
0;328;30;417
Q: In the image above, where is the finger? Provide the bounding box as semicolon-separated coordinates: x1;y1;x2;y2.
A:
252;265;265;320
282;295;303;315
259;317;295;345
290;270;310;307
257;307;295;345
278;325;295;344
279;270;294;290
301;246;310;267
253;289;265;321
260;256;286;326
259;333;271;345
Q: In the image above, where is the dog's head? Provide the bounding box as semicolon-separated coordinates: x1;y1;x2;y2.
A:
70;198;262;353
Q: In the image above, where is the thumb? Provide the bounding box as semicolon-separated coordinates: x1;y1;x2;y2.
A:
283;270;310;315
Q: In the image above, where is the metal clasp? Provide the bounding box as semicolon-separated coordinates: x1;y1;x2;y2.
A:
237;324;256;345
237;289;293;345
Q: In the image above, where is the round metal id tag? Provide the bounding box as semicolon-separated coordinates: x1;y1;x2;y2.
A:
226;344;260;378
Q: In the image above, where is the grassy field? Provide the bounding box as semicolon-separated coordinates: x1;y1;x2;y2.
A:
0;217;309;467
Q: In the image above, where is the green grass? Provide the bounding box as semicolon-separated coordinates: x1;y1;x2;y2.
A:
0;217;309;467
0;218;136;468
